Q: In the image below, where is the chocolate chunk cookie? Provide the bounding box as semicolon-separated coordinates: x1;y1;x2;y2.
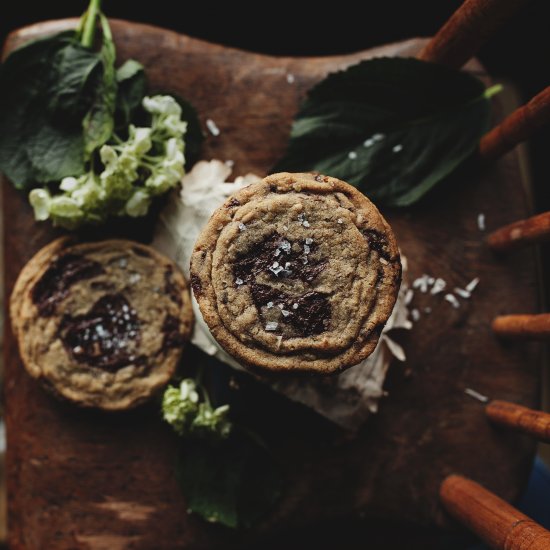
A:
10;238;193;409
191;172;401;374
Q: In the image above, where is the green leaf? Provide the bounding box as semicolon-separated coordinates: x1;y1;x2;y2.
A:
114;59;147;130
81;15;117;159
273;57;496;207
0;32;101;188
176;432;282;529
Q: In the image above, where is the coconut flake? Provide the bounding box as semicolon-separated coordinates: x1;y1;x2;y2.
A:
412;274;429;293
430;278;446;295
464;387;489;403
454;287;471;299
444;294;460;308
411;308;420;321
404;289;414;305
206;118;220;136
465;277;480;293
477;213;486;231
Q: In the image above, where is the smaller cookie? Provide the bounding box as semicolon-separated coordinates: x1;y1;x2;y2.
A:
10;238;193;410
191;172;401;375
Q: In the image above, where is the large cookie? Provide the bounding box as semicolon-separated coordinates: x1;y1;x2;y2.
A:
191;172;401;375
10;238;193;410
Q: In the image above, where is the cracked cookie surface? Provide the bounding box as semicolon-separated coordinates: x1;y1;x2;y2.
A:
191;172;401;375
10;238;193;409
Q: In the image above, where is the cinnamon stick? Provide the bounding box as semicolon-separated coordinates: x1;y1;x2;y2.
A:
486;400;550;442
480;86;550;162
440;475;550;550
487;211;550;252
492;313;550;340
418;0;529;68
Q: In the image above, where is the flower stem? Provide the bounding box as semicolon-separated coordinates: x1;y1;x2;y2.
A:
81;0;102;48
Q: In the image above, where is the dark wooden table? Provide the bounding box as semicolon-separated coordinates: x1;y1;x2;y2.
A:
2;19;542;549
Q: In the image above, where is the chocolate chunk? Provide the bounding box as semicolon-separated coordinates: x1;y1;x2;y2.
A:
190;274;202;297
289;291;331;336
250;283;331;336
162;314;186;348
164;267;182;305
363;229;393;261
59;293;144;371
227;197;240;207
233;233;327;285
32;254;104;317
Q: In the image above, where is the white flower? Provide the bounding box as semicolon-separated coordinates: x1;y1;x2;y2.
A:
125;190;151;217
100;145;117;169
180;379;199;403
165;138;184;162
143;95;182;117
71;174;103;207
59;176;80;192
48;196;83;217
29;188;51;220
128;125;152;155
163;114;187;137
145;172;172;193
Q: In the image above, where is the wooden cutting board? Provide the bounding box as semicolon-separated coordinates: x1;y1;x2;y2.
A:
2;19;542;550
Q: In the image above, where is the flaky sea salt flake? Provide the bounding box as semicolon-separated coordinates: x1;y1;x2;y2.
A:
348;151;358;159
235;277;244;285
265;322;278;331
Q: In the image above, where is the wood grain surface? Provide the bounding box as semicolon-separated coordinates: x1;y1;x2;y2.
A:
2;19;542;550
440;475;550;550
